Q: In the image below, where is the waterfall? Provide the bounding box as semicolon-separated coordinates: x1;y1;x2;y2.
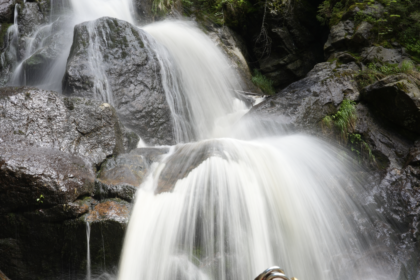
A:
1;1;398;280
117;21;393;280
86;221;92;280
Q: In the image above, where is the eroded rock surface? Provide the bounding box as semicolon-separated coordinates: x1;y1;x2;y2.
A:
0;87;124;166
63;17;174;145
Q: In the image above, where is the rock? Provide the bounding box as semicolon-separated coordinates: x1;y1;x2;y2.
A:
355;103;412;169
0;145;95;213
0;198;129;280
17;2;45;60
122;126;140;153
95;180;137;202
97;147;169;199
133;0;154;24
405;140;420;167
328;51;357;64
239;0;324;90
208;25;263;95
324;20;355;54
361;74;420;134
63;17;174;145
361;46;405;64
0;87;124;166
18;3;45;37
248;62;359;130
349;21;374;49
23;16;73;85
22;197;93;223
156;141;235;194
0;0;14;23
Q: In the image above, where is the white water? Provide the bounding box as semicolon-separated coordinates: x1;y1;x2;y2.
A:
3;2;396;280
86;221;92;280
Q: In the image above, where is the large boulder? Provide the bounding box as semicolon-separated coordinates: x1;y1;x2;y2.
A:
0;145;95;213
248;61;359;130
0;87;124;166
361;74;420;135
361;46;406;65
63;17;174;145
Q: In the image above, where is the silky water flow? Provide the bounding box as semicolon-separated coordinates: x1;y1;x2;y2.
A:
4;1;396;280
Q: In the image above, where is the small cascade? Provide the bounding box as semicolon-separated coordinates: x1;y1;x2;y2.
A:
86;221;91;280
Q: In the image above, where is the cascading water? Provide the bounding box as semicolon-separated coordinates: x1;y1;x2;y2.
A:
3;1;398;280
117;21;393;280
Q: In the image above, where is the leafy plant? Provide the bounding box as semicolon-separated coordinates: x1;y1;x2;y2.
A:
252;70;275;95
36;194;44;204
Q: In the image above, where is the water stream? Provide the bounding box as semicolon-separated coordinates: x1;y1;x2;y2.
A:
4;1;397;280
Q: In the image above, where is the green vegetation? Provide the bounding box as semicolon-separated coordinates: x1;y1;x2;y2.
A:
322;99;376;164
355;60;416;89
317;0;420;59
36;194;44;204
252;70;275;95
322;99;357;141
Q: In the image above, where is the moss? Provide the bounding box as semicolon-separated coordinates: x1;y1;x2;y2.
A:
396;81;409;92
252;70;275;95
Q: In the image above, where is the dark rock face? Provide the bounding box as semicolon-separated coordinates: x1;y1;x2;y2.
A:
0;0;14;23
361;74;420;135
63;17;174;145
249;61;359;129
0;87;124;166
0;198;129;280
239;0;324;90
0;145;95;213
355;103;412;169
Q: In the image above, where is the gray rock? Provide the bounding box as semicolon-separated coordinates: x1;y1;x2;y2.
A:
17;2;45;60
133;0;154;24
328;51;357;64
0;87;125;165
361;46;405;64
324;20;355;53
0;145;95;213
350;21;374;48
248;62;359;130
361;74;420;134
18;3;45;37
63;17;174;145
97;147;169;198
0;0;14;23
355;103;412;169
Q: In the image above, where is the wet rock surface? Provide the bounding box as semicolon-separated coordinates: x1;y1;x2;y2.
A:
249;61;359;130
0;87;124;166
157;141;235;194
0;145;95;213
0;87;131;279
97;147;169;194
63;17;174;145
0;198;130;280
